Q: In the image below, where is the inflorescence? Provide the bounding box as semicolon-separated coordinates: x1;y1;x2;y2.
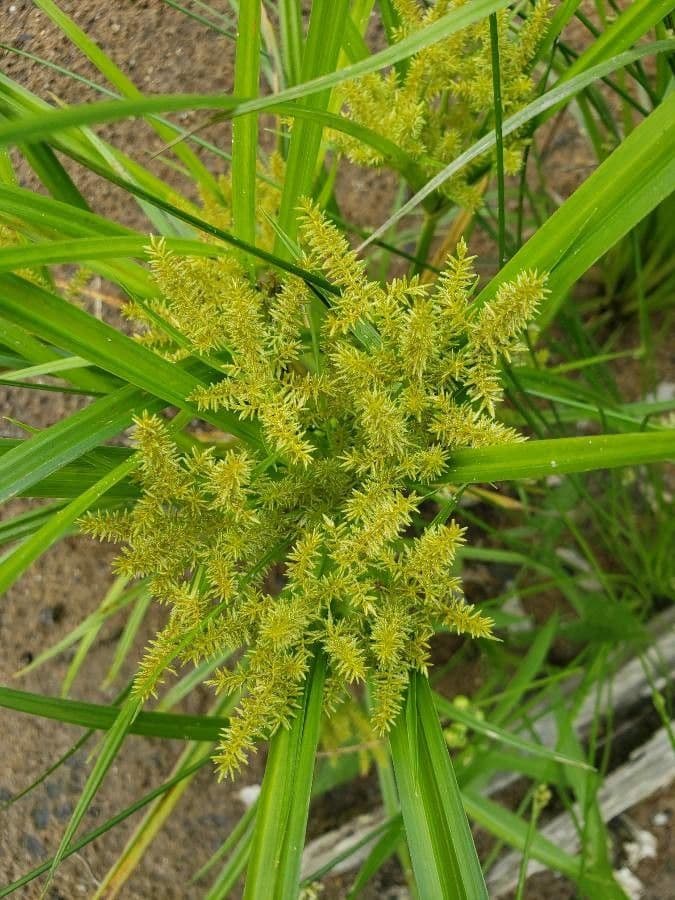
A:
335;0;551;208
82;203;545;777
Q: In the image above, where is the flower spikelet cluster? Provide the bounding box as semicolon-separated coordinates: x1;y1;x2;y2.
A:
124;153;284;360
82;204;545;778
334;0;551;207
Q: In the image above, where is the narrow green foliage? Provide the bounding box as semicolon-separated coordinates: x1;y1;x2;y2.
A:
0;455;137;596
489;11;506;266
0;385;159;504
83;204;545;776
232;0;261;250
0;685;229;741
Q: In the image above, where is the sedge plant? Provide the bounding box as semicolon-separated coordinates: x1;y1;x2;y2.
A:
0;1;673;898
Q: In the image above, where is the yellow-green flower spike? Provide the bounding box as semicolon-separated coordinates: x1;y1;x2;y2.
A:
333;0;551;208
82;203;545;778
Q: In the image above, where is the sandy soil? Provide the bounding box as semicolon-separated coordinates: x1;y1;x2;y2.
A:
0;2;672;899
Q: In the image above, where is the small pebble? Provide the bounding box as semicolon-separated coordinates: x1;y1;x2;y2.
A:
38;604;65;626
65;751;84;769
624;829;657;868
45;779;63;798
614;867;643;900
68;768;85;792
30;804;50;830
55;801;73;821
652;810;670;827
238;783;261;807
24;834;46;859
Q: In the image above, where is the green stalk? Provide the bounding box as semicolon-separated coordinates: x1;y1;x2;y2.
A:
489;12;506;268
278;0;303;87
275;0;350;253
390;673;488;899
243;654;326;898
93;693;237;899
232;0;261;256
412;212;439;277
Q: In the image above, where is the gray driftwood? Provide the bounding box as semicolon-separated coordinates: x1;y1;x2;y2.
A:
487;724;674;896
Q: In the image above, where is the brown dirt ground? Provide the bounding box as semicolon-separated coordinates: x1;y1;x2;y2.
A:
1;2;672;899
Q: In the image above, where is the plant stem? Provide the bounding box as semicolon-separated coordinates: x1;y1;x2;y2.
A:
489;12;506;268
232;0;262;266
390;673;488;899
244;653;326;899
413;212;439;277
